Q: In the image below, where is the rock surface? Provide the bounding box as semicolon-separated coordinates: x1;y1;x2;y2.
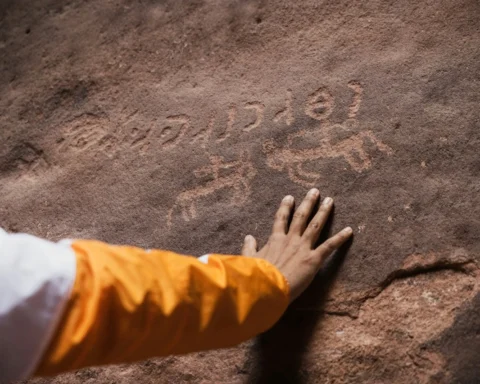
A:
1;0;479;383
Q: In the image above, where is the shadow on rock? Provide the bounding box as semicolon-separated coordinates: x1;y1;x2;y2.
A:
424;292;480;384
246;215;353;384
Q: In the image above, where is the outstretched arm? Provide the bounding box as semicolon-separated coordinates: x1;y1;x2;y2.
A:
0;188;352;381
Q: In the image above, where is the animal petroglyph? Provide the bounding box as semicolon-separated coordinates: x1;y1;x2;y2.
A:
167;151;257;227
264;82;393;187
264;129;393;187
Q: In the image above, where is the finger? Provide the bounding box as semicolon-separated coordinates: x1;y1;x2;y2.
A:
313;227;353;263
272;195;294;235
289;188;320;236
302;197;334;247
241;235;258;256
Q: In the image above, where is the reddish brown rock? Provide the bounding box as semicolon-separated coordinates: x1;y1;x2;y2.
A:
1;0;479;382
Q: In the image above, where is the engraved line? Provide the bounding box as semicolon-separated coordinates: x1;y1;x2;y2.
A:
243;102;265;132
160;114;191;148
216;105;236;142
305;87;335;121
273;89;294;126
347;81;363;119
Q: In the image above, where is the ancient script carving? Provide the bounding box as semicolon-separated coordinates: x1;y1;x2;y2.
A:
243;102;265;132
305;87;335;121
273;89;295;126
160;115;191;149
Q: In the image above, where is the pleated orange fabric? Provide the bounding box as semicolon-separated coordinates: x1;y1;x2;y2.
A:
35;240;289;376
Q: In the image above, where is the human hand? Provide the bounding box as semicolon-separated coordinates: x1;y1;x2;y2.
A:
241;188;352;303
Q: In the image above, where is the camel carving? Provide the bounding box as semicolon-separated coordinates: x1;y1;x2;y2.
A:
263;82;393;187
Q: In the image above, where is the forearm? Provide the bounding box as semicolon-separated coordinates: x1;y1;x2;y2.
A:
37;240;289;375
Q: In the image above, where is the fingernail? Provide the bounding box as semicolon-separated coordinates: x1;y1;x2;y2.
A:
323;197;333;205
344;227;353;234
283;195;294;204
309;188;319;197
245;235;253;241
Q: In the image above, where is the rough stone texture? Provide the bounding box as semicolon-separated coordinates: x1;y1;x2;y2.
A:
1;0;479;383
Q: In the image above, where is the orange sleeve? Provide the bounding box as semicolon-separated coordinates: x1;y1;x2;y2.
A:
35;240;289;376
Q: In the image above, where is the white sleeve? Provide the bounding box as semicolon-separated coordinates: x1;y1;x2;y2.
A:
0;228;76;382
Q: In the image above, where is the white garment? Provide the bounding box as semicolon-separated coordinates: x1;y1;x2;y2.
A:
0;229;76;382
198;254;210;264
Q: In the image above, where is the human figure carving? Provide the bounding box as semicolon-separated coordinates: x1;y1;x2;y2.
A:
167;151;257;227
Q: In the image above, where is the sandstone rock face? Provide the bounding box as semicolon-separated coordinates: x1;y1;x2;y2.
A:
1;0;479;383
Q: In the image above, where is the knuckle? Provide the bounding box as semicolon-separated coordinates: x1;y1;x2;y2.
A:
293;211;307;220
275;211;288;221
309;220;321;230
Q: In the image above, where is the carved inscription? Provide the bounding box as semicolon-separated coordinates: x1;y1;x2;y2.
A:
127;126;151;153
305;87;334;121
58;115;110;153
57;114;153;157
191;115;215;148
274;89;294;126
160;115;191;149
57;115;120;157
167;151;257;227
49;81;393;227
264;82;393;187
216;105;236;142
123;111;152;154
347;80;363;119
54;81;386;161
243;102;265;132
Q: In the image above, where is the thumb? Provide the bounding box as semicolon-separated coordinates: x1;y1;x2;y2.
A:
241;235;257;256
